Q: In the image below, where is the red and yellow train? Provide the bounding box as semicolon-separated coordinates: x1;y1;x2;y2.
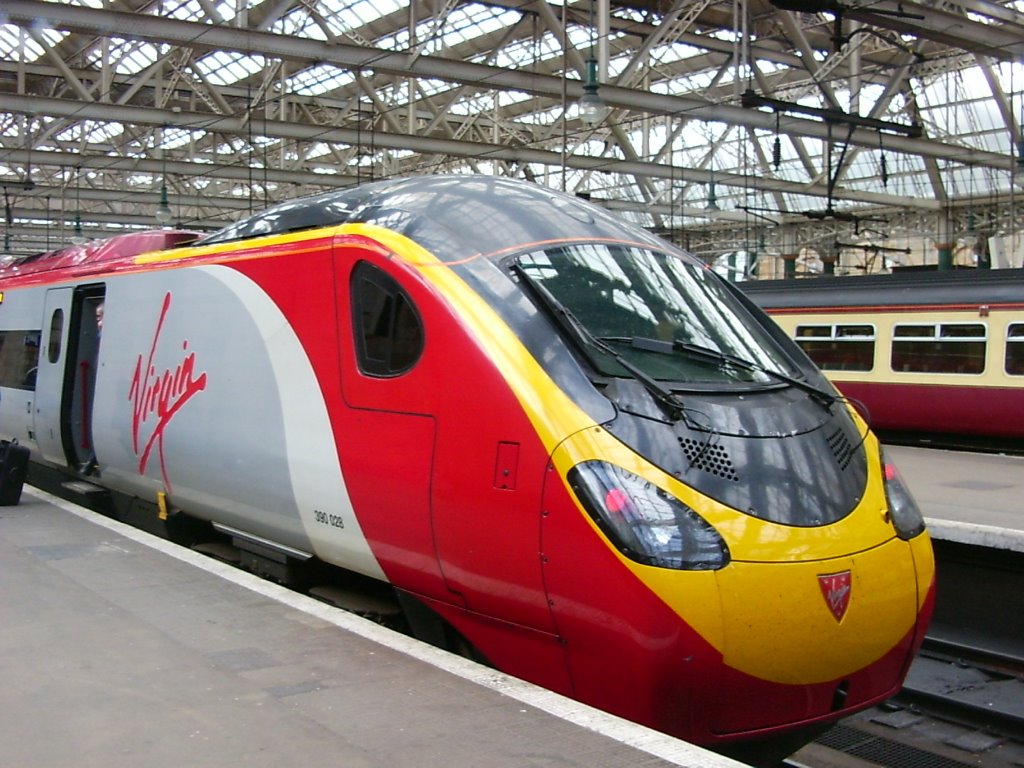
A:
0;176;934;760
742;269;1024;445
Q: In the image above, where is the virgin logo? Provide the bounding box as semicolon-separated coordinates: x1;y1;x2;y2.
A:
817;570;852;623
129;292;207;491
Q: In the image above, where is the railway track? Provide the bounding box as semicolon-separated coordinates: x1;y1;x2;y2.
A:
783;538;1024;768
782;635;1024;768
896;636;1024;740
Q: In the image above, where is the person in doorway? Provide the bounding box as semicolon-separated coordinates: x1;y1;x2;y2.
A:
80;300;103;476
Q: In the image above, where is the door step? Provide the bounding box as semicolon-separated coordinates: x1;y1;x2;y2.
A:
61;480;106;495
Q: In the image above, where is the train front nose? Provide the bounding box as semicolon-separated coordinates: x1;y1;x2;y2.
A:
705;534;934;735
551;429;934;744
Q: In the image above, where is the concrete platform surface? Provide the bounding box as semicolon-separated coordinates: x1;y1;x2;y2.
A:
886;445;1024;551
0;489;744;768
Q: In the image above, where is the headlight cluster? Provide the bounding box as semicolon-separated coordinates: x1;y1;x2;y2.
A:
881;450;926;540
568;461;730;570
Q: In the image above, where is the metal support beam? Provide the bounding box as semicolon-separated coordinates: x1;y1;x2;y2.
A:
2;0;1014;171
1;92;945;210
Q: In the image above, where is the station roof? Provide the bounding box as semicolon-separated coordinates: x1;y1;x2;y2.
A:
1;0;1023;267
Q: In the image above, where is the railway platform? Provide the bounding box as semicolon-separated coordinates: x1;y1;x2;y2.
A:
887;445;1024;551
2;447;1017;768
0;488;743;768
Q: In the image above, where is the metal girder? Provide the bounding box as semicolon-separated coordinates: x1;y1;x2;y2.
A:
2;91;945;211
0;147;359;187
2;0;1014;173
843;0;1024;62
977;54;1020;147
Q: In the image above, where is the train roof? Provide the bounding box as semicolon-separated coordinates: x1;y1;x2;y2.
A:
0;230;201;282
0;176;693;285
198;174;673;264
739;269;1024;310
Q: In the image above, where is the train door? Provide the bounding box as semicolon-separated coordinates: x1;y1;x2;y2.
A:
334;246;448;600
33;284;105;470
335;241;560;642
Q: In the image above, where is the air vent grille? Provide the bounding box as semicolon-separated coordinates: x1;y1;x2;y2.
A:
679;437;738;482
827;428;855;471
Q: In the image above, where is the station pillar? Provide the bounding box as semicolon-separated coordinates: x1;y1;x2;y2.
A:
935;242;954;270
782;252;799;279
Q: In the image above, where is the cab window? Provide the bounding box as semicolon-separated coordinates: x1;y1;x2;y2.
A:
351;261;424;377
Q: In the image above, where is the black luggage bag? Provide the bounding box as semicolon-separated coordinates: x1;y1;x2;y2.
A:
0;441;29;505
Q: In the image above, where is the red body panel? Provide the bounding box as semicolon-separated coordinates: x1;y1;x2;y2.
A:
1;230;201;286
539;462;934;742
0;223;934;750
233;239;558;635
837;380;1024;439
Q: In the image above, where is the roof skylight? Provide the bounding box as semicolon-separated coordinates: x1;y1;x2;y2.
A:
196;51;266;86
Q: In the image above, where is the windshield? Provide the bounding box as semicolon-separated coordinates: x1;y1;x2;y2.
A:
514;243;798;387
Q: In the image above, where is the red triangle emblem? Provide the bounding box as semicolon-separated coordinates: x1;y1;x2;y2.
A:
818;570;852;622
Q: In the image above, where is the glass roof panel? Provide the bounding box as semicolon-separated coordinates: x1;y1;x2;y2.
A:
377;28;410;51
305;142;333;159
320;0;405;37
196;51;266;86
428;5;521;53
163;0;237;23
0;24;66;62
85;39;167;76
55;120;124;145
517;105;562;125
488;33;562;68
158;128;202;151
288;64;354;96
273;9;327;40
497;90;533;108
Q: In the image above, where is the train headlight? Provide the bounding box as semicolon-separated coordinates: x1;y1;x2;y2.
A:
881;451;926;540
567;461;730;570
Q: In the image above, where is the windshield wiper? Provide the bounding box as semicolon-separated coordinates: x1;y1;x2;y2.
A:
604;336;836;410
509;266;684;419
675;340;836;408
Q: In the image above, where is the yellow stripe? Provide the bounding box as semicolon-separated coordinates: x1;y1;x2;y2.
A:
134;228;338;265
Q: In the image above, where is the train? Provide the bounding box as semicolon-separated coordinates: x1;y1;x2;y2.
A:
0;176;934;761
741;269;1024;445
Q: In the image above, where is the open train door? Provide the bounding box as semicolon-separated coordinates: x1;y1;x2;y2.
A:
33;285;105;469
34;288;72;466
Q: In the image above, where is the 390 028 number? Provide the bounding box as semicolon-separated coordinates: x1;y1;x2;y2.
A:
313;509;345;529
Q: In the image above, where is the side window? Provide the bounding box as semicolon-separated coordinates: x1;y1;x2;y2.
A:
0;330;41;390
351;261;424;377
891;323;986;374
1007;323;1024;376
794;324;875;371
48;309;64;364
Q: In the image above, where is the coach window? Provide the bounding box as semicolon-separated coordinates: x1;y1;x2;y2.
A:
351;261;424;377
1007;323;1024;376
795;324;874;371
0;330;41;390
891;323;986;374
47;309;64;364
